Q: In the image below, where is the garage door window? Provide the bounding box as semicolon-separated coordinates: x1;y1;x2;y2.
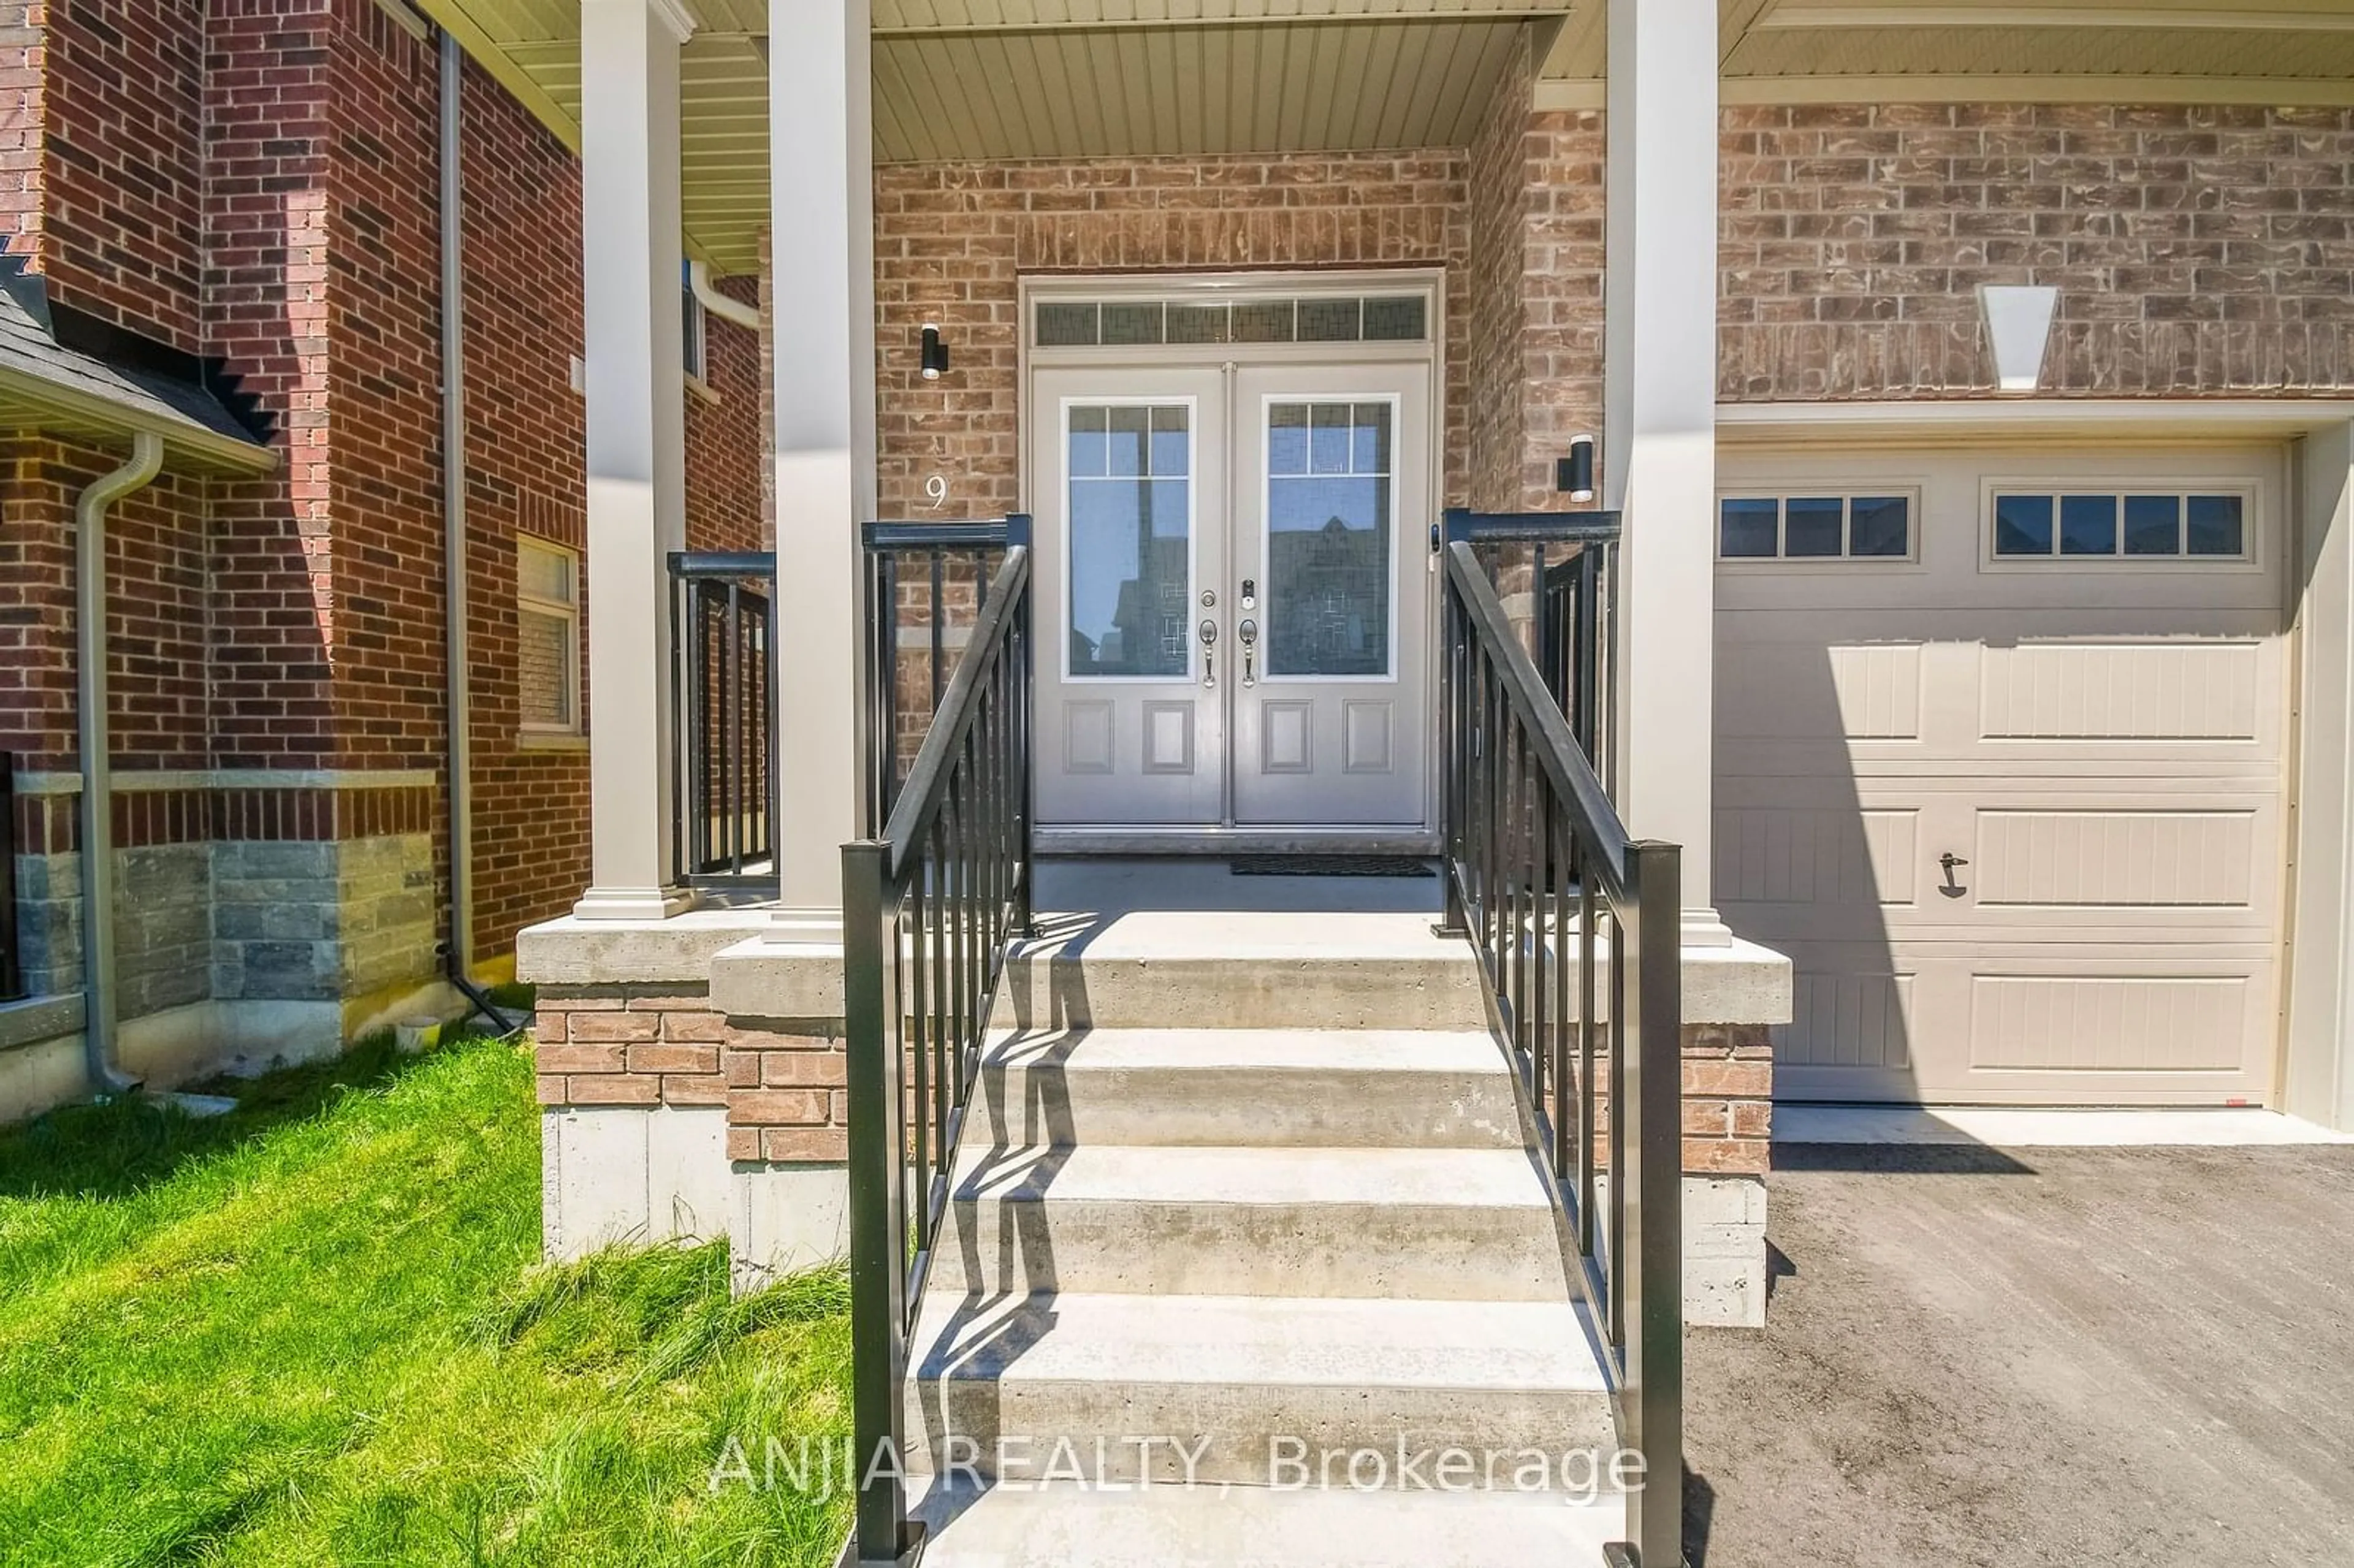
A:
1719;493;1913;561
1991;489;2249;560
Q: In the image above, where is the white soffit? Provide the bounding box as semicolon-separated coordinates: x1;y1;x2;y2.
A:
874;20;1533;161
1541;0;2354;102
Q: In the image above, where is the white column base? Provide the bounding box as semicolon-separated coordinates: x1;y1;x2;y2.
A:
1681;908;1735;948
572;884;698;922
730;1161;851;1295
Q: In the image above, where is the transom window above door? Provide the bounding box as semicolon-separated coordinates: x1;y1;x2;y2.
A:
1035;294;1430;349
1065;403;1194;679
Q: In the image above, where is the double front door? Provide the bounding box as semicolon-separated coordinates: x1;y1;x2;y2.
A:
1032;360;1432;832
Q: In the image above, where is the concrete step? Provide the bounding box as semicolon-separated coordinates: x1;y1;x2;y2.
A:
903;1290;1615;1488
964;1027;1525;1150
934;1142;1572;1300
910;1475;1628;1567
992;911;1488;1032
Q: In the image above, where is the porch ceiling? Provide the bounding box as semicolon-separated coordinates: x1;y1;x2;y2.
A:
411;0;2354;276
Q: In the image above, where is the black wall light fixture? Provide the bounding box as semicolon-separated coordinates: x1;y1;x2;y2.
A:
920;322;950;380
1555;432;1598;504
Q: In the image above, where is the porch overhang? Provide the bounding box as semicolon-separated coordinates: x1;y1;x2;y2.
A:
412;0;2354;276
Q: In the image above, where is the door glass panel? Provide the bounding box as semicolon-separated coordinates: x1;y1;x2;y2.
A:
1067;403;1192;678
1266;401;1392;677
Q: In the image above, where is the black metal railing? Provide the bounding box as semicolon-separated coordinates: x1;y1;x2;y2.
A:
841;528;1034;1567
1436;517;1682;1568
1;752;20;1002
862;518;1024;832
1441;508;1618;777
668;552;777;885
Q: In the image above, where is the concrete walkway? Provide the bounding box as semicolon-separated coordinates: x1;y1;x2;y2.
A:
1685;1142;2354;1567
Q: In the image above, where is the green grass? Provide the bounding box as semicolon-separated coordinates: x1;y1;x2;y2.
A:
0;1030;853;1567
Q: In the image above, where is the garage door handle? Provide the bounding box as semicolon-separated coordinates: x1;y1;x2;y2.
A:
1940;853;1970;874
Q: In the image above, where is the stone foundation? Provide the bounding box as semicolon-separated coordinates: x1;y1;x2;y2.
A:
2;775;449;1121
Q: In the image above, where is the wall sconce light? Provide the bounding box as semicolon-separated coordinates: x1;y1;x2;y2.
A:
1555;433;1598;504
920;322;949;381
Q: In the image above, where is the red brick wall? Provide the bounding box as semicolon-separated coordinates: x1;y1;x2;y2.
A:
0;4;45;265
204;0;334;771
0;438;207;777
459;46;589;960
873;152;1473;521
17;0;204;349
1720;103;2354;398
0;2;785;980
687;273;764;553
324;0;447;772
0;437;82;774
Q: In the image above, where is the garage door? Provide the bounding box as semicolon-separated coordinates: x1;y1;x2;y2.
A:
1715;446;2290;1106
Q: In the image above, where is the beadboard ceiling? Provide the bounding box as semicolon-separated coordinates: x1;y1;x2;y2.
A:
408;0;2354;277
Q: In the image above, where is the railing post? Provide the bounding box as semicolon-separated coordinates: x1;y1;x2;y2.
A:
1006;517;1035;937
842;837;915;1566
1617;838;1684;1568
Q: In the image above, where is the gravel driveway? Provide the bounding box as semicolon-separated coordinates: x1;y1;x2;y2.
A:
1683;1143;2354;1567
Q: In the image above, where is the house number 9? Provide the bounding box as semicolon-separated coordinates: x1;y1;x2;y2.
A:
925;474;949;509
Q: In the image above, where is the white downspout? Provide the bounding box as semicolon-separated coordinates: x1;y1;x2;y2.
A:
440;27;476;983
77;430;164;1095
689;259;760;333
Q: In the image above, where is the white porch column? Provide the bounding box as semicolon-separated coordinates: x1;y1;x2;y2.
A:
764;0;876;944
1604;0;1728;944
2287;421;2354;1132
574;0;695;921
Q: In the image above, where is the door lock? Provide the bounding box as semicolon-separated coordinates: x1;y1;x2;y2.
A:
1198;618;1218;690
1238;617;1258;688
1940;853;1969;875
1240;578;1257;611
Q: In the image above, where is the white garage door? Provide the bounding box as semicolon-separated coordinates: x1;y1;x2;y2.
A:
1715;446;2291;1106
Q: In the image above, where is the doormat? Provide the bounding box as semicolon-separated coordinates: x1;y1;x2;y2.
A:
1229;855;1436;878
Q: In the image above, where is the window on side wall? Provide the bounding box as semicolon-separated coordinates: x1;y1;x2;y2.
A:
517;537;581;735
1716;492;1918;563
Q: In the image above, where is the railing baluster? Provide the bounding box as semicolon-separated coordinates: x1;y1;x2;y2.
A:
1577;856;1598;1258
1430;519;1677;1568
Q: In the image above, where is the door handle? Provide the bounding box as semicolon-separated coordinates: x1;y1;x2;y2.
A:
1238;617;1257;688
1198;618;1217;690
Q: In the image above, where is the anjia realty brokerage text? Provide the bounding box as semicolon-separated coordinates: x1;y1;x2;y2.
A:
709;1434;1648;1499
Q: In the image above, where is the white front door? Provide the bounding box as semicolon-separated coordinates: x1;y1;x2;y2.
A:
1032;359;1431;834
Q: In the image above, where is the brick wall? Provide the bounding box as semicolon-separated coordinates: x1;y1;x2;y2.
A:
456;46;589;959
873;151;1473;521
204;0;335;771
324;2;447;772
22;0;205;349
0;4;45;273
534;986;848;1162
687;274;765;553
0;1;772;1029
1720;103;2354;398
